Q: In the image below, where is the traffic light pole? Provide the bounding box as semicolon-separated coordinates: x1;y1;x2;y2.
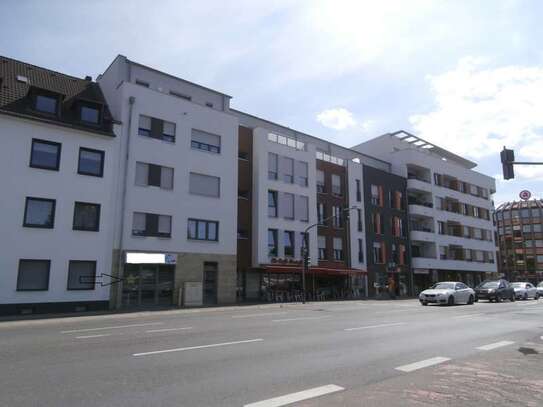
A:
301;206;358;304
501;147;543;180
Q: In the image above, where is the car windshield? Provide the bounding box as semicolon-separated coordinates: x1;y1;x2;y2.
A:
538;282;543;288
431;283;455;290
511;283;523;288
480;281;499;288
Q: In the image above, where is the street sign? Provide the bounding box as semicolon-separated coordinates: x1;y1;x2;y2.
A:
519;190;531;201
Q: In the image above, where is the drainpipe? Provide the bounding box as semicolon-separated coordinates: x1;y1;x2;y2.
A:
115;95;136;309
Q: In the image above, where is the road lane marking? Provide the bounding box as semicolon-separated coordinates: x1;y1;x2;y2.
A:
272;316;329;323
61;322;163;334
145;327;193;333
75;334;112;339
344;322;406;331
453;313;483;319
375;309;415;314
244;384;345;407
395;357;451;372
476;340;515;351
232;312;288;319
133;338;264;357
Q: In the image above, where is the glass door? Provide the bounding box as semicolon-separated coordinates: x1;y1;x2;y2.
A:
140;265;157;306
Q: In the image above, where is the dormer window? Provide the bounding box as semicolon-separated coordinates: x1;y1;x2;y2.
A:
80;103;100;124
35;94;58;114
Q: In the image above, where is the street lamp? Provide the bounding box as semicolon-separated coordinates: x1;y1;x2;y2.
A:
300;205;358;303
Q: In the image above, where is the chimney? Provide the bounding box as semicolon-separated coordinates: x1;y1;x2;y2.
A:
84;75;92;81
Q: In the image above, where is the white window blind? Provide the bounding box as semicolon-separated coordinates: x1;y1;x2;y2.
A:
333;237;342;250
189;173;220;197
281;193;295;219
135;162;148;186
160;166;174;189
192;129;221;148
296;195;309;222
318;235;326;249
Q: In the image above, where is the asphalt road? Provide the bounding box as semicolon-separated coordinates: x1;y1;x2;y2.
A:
1;298;542;407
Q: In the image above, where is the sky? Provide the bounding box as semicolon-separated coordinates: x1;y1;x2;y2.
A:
2;0;543;205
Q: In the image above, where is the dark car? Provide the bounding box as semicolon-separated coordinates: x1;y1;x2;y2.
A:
475;279;515;302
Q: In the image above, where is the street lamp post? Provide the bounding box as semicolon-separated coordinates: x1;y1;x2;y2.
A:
300;206;358;303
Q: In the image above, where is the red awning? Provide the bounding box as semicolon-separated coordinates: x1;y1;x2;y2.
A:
261;264;367;276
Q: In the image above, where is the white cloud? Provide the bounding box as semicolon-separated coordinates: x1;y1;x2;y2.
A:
409;57;543;170
316;107;357;130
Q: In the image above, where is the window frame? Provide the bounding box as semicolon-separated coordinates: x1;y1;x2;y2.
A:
187;218;219;242
72;201;101;232
23;197;56;229
67;260;97;291
16;259;51;291
33;93;59;116
29;138;61;171
78;147;105;177
132;212;172;238
78;102;102;125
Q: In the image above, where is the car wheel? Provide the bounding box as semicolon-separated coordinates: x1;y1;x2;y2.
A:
421;301;428;306
536;294;540;300
510;294;515;302
468;295;474;305
448;296;454;306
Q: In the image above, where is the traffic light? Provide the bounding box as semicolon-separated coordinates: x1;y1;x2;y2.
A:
500;147;515;180
303;254;310;269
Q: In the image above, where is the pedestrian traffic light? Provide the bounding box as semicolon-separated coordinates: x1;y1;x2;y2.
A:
303;255;310;269
500;147;515;180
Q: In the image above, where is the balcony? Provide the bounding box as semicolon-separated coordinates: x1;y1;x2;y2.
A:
407;177;433;193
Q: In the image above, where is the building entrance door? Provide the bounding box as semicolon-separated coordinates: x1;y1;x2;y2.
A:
122;264;174;307
203;262;218;305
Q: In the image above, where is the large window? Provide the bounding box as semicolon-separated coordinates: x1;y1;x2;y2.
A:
358;239;364;263
357;209;363;232
189;173;220;197
281;193;294;219
331;174;342;195
372;212;382;234
333;237;343;260
332;205;342;228
17;259;50;291
73;202;101;231
318;235;327;260
317;202;325;224
188;218;219;241
373;242;384;264
191;129;221;154
268;190;278;217
296;195;309;222
281;157;294;183
268;153;278;180
356;179;362;202
135;162;174;189
268;229;278;256
67;260;96;290
30;139;61;171
23;197;55;228
284;231;295;257
138;114;176;142
78;147;104;177
132;212;172;237
296;161;308;187
35;94;58;114
80;104;100;124
317;170;325;193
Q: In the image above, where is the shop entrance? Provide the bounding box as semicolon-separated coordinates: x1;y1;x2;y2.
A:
122;264;175;307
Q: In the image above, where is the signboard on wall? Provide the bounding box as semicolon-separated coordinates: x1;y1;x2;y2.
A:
165;254;177;264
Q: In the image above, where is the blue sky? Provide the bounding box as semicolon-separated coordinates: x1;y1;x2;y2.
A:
2;0;543;204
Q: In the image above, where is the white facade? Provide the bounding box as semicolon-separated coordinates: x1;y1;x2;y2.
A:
354;132;498;284
0;115;120;308
347;159;366;271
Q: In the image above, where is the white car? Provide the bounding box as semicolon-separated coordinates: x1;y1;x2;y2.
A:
511;282;540;300
537;282;543;296
419;282;475;306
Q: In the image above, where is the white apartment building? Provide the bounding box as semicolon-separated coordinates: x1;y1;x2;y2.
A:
98;55;238;308
0;56;120;315
354;131;497;291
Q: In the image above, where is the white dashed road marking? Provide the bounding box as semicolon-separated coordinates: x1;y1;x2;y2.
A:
232;312;288;319
243;384;345;407
453;313;484;319
133;338;264;357
271;316;329;323
75;334;112;339
395;357;451;373
344;322;406;331
145;327;193;333
61;322;163;334
476;340;515;351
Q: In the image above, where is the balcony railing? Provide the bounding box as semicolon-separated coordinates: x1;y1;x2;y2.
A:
408;198;433;208
408;174;430;183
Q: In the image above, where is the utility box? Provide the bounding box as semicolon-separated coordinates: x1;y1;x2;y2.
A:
182;282;203;307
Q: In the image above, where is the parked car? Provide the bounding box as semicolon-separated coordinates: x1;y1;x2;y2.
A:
474;279;515;302
419;282;475;306
537;282;543;296
511;282;540;300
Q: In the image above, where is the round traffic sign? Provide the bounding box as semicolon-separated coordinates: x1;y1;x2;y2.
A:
519;190;531;200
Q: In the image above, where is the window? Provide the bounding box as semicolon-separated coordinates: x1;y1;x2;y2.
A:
317;170;325;193
138;115;176;142
356;179;361;202
318;235;327;260
17;259;50;291
393;191;403;210
534;224;542;233
300;232;309;256
358;239;364;263
135;79;150;87
78;147;104;177
169;90;191;100
332;205;342;228
522;224;531;233
372;212;381;234
284;231;295;257
317;202;325;224
434;173;442;186
67;261;96;290
398;244;406;265
296;195;309;222
268;153;278;180
296;161;308;187
521;209;530;218
132;212;172;237
191;129;221;153
357;209;363;232
371;184;382;206
135;162;174;189
23;197;55;228
268;190;278;217
80;104;100;124
373;242;384;264
281;193;295;219
187;218;219;241
281;157;294;183
35;94;57;114
189;173;220;197
333;237;343;260
30;139;61;171
438;221;445;235
73;202;100;231
331;174;342;195
268;229;278;256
